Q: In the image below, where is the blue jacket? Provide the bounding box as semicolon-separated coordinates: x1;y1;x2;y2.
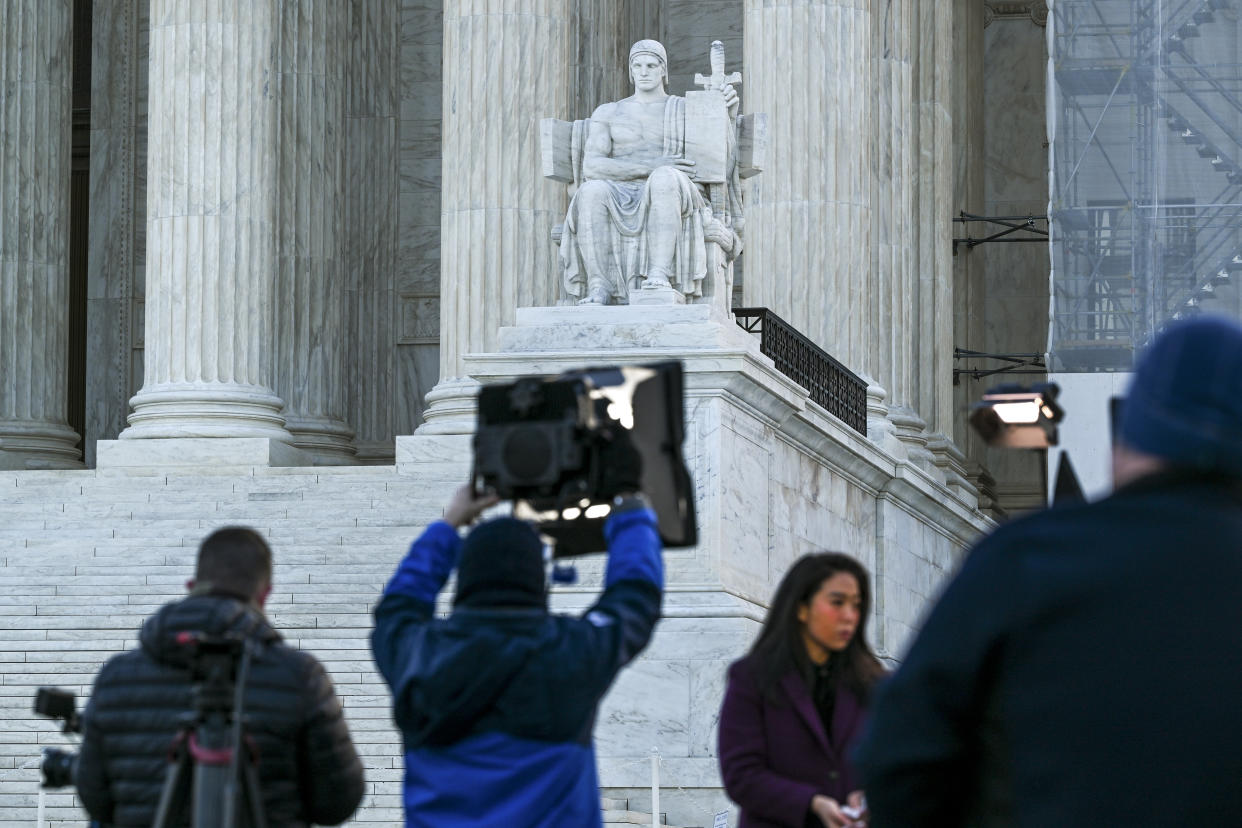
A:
371;507;663;828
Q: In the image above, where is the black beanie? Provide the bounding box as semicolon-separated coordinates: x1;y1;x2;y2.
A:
454;517;547;609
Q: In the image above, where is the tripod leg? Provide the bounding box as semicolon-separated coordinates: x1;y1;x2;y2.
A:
151;749;193;828
239;748;269;828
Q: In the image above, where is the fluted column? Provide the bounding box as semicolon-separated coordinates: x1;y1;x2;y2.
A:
954;0;995;506
345;0;399;461
742;0;871;370
872;0;935;467
420;0;574;433
0;0;82;469
572;0;629;120
121;0;292;443
272;0;354;463
917;0;973;496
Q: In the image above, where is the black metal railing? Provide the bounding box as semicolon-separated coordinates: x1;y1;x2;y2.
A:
733;308;868;436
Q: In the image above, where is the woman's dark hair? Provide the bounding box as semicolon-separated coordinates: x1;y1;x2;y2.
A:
747;552;885;703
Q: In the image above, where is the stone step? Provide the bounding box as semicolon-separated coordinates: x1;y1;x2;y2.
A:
602;808;677;826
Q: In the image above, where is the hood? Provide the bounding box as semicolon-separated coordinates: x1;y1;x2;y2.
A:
396;610;544;747
139;594;282;669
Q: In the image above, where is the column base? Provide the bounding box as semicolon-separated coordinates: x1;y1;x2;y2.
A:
415;377;482;436
889;405;944;483
96;437;308;469
926;432;979;508
284;415;358;465
122;382;293;441
863;380;908;460
0;421;83;470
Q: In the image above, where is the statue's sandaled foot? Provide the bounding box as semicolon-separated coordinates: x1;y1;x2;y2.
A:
578;287;609;305
643;272;672;290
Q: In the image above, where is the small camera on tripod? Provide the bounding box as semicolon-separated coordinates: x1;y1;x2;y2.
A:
473;360;697;557
33;686;80;789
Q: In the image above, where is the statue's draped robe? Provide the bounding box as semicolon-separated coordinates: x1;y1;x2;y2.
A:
560;97;708;302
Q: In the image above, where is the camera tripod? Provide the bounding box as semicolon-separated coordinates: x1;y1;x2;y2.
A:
152;635;268;828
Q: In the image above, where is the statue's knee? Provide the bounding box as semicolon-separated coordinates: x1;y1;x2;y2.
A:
645;163;685;199
577;180;611;210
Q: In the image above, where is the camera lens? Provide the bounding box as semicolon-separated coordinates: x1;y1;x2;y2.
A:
41;747;77;789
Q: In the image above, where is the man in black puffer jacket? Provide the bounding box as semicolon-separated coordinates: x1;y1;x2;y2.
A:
75;526;365;827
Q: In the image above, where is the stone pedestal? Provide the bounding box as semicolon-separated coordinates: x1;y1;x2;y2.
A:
119;0;293;451
398;303;991;820
0;0;83;470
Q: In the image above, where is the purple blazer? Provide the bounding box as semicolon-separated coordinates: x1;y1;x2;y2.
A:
717;656;868;828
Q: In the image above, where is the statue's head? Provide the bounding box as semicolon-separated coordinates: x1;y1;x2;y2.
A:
628;39;668;91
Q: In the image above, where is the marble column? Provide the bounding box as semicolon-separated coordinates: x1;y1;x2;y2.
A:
0;0;83;469
915;0;972;496
741;0;871;372
572;0;629;120
420;0;574;433
872;0;936;468
120;0;292;445
345;0;399;462
272;0;354;463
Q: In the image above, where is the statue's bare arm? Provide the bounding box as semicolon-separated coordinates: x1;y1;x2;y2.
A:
581;104;696;181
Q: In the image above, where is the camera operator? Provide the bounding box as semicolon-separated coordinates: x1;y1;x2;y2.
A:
370;471;663;826
856;315;1242;826
75;527;365;826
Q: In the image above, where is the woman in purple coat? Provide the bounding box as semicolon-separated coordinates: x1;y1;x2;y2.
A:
718;553;885;828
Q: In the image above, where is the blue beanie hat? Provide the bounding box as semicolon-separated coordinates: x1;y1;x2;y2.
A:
454;517;546;609
1119;315;1242;476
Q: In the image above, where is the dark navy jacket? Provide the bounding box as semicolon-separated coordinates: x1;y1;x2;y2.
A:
371;507;663;828
856;470;1242;827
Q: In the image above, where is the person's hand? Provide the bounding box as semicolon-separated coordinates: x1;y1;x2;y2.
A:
842;790;868;826
443;484;499;528
598;426;643;499
810;794;849;828
722;84;739;116
652;156;696;179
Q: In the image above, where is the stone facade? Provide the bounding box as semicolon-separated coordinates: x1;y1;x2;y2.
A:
0;1;1052;824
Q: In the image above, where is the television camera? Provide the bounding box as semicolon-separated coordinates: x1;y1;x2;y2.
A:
472;360;697;557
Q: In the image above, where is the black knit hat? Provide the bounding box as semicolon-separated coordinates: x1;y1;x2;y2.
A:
1120;315;1242;477
454;517;546;609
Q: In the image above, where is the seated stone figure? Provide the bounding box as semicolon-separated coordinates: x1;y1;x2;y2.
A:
554;40;743;306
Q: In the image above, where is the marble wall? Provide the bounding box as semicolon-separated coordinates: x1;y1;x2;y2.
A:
952;0;998;512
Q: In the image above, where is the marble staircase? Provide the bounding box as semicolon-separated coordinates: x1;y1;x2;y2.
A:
602;795;699;828
0;464;459;827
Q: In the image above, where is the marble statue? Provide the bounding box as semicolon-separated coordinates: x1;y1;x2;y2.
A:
542;40;766;309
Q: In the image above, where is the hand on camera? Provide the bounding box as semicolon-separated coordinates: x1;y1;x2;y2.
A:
444;485;499;528
598;426;643;500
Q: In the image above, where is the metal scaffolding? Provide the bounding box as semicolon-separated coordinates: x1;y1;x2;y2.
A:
1049;0;1242;371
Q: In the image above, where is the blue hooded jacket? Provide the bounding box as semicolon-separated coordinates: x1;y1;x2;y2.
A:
371;506;663;827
